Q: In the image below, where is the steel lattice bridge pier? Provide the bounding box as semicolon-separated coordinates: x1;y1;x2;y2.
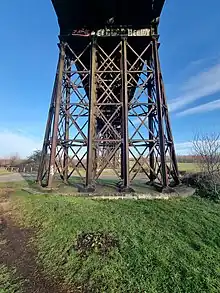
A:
37;0;180;191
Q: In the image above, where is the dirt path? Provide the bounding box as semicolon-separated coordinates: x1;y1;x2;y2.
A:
0;191;73;293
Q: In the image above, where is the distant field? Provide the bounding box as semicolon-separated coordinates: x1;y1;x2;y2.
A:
0;168;9;175
0;163;198;179
71;163;199;176
178;162;199;173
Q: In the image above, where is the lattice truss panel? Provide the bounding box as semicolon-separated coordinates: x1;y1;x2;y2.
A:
38;43;91;184
93;41;123;179
38;37;179;187
127;39;179;185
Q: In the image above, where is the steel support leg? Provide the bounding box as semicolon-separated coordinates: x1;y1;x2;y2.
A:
152;38;168;187
47;43;66;188
121;38;130;191
120;92;124;182
63;57;71;183
160;74;180;184
86;39;97;190
37;46;62;185
147;58;155;182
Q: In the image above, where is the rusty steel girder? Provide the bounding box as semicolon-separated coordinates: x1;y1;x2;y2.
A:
37;31;179;191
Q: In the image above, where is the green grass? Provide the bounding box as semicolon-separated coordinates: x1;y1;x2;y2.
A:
0;180;31;189
178;163;198;172
10;191;220;293
0;265;22;293
0;168;10;176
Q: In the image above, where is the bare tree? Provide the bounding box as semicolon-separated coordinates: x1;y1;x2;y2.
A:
192;133;220;199
193;133;220;174
18;150;43;173
0;157;10;167
27;150;42;166
8;153;21;167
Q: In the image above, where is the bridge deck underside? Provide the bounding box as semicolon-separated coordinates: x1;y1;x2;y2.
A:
52;0;165;33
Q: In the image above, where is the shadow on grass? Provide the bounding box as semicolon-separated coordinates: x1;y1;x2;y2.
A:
10;173;167;196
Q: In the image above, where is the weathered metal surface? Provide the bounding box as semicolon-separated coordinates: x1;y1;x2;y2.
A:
86;38;97;188
47;43;66;188
152;38;168;187
121;38;130;189
37;1;179;190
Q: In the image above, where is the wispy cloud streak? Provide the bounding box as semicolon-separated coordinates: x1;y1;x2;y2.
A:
169;63;220;112
177;99;220;117
174;141;192;155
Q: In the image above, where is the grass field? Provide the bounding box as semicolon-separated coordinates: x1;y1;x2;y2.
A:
0;168;9;176
4;189;219;293
178;163;199;172
0;265;21;293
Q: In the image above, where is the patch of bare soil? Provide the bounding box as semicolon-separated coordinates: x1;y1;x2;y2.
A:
73;232;119;258
0;191;75;293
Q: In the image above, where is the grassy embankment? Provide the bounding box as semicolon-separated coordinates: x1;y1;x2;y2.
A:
1;182;219;293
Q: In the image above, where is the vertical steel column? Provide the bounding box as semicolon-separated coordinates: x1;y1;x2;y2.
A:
47;43;66;188
121;38;130;189
86;38;97;189
37;46;62;185
120;91;124;181
147;58;155;182
152;38;168;187
160;75;180;184
63;57;71;183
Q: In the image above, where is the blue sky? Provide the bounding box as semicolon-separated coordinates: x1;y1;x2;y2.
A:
0;0;220;157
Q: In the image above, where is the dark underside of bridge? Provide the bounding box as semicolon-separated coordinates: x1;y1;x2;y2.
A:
52;0;165;86
52;0;165;33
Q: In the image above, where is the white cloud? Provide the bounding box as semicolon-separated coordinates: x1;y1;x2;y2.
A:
182;58;209;76
169;63;220;112
0;130;42;158
177;99;220;117
174;141;192;155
